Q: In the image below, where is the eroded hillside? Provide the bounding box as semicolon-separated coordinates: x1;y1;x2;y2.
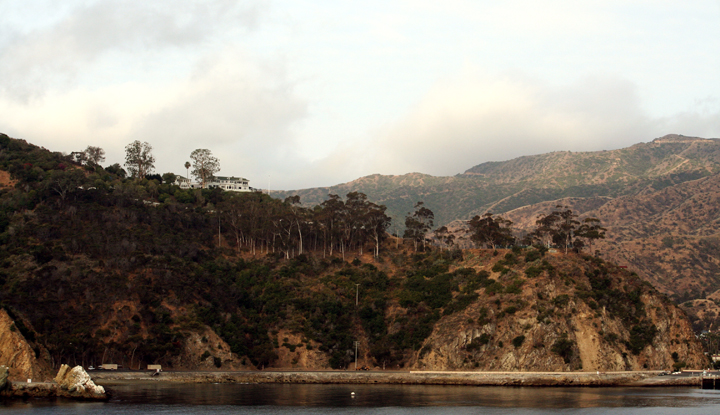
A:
411;250;703;371
499;173;720;331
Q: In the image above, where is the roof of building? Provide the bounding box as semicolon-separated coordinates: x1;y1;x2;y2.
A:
214;176;249;181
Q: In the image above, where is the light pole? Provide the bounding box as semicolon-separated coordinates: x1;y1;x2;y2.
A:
355;284;360;306
354;341;359;370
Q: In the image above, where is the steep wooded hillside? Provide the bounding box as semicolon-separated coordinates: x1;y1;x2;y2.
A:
411;250;703;371
498;173;720;332
0;132;706;372
274;135;720;326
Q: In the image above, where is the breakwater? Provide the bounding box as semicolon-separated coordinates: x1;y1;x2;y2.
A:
89;370;702;387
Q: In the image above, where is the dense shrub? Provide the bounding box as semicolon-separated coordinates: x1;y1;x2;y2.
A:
512;335;525;348
551;334;575;363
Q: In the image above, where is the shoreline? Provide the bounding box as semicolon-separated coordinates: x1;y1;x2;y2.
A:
89;370;704;388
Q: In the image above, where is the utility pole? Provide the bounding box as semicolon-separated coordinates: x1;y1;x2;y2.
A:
355;284;360;306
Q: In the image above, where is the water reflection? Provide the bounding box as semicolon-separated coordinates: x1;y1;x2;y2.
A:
4;383;720;414
103;382;720;408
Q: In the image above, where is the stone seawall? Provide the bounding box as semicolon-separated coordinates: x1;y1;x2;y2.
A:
89;370;702;387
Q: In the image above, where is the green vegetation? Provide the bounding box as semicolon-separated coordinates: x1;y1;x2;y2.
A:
551;333;575;363
0;133;696;371
512;335;525;348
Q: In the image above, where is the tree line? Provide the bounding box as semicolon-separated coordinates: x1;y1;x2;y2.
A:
431;206;606;254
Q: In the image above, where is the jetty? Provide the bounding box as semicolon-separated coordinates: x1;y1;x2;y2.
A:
88;369;704;387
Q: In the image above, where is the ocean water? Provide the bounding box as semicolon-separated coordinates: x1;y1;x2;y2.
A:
3;382;720;414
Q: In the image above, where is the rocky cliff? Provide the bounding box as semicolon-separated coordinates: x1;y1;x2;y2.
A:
0;309;53;381
407;251;705;371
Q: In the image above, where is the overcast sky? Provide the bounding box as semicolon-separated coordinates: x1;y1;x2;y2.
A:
2;1;719;190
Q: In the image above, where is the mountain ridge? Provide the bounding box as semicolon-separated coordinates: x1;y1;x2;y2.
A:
273;134;720;229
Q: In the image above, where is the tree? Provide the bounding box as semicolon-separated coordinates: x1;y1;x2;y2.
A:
124;141;155;179
84;146;105;166
184;161;191;180
467;212;515;249
318;194;345;257
284;195;306;256
433;226;456;251
575;217;606;253
530;206;579;253
190;149;220;189
363;201;392;258
69;151;87;165
161;173;177;185
403;202;434;251
45;169;87;206
106;163;126;178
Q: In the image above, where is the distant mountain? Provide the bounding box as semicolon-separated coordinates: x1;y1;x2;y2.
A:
273;134;720;229
273;135;720;321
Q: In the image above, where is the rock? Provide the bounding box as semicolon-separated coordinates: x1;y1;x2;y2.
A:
0;365;8;391
0;309;53;382
54;364;106;399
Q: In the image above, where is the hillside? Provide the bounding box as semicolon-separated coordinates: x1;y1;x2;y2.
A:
0;132;706;373
498;174;720;332
272;135;720;228
272;134;720;319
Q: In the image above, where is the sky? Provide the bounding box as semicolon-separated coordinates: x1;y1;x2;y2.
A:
1;1;720;190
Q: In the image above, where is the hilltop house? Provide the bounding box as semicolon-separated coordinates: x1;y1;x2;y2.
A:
175;175;260;192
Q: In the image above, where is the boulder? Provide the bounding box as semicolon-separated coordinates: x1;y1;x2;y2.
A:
54;364;106;399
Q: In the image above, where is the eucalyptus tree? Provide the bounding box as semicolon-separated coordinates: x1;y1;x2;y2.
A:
84;146;105;166
575;217;606;253
124;140;155;179
190;149;220;188
467;212;514;249
319;194;344;256
363;201;392;257
530;206;586;253
403;201;434;251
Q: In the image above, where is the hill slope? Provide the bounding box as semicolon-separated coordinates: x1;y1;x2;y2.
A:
0;132;706;372
498;173;720;331
273;135;720;311
273;135;720;229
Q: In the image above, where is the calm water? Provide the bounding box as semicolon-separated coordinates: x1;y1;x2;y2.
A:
3;382;720;414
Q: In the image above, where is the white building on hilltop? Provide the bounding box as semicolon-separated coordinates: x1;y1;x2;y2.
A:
176;175;260;192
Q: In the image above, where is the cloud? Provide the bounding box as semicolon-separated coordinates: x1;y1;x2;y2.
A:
0;46;307;190
364;70;653;175
295;68;718;187
131;50;307;180
0;0;260;102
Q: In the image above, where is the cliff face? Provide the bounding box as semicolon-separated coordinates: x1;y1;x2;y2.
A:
0;309;53;381
407;252;705;372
